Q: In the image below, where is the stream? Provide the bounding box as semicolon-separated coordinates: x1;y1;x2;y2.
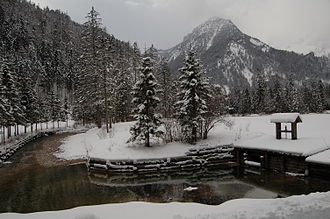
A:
1;133;330;213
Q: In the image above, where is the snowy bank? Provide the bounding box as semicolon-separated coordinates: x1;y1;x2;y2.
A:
56;122;193;160
1;191;330;219
56;114;330;162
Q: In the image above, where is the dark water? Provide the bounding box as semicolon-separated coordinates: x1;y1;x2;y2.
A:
1;137;330;213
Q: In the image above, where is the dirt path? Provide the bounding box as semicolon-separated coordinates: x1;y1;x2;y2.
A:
5;131;85;169
33;132;85;167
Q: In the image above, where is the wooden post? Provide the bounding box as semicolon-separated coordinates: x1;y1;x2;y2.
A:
236;149;244;165
276;123;281;139
281;155;286;172
291;122;297;140
263;152;269;169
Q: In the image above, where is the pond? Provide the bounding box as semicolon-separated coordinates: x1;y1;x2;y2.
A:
1;135;330;213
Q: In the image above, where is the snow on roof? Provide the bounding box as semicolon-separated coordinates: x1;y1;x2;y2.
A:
270;113;302;123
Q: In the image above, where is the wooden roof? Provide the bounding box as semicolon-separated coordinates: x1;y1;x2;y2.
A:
270;113;302;123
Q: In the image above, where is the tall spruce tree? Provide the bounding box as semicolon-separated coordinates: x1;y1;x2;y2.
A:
128;57;163;147
176;51;209;144
254;72;267;113
0;57;26;130
157;58;175;118
285;76;299;112
74;7;111;129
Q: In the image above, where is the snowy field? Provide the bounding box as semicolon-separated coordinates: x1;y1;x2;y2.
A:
1;191;330;219
56;114;330;161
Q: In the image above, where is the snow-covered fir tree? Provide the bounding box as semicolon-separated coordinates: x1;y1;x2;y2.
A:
253;72;267;113
48;90;62;128
241;88;252;115
285;76;300;112
128;57;163;147
271;76;285;113
176;51;210;144
157;58;175;118
74;7;112;129
0;57;26;129
16;60;39;133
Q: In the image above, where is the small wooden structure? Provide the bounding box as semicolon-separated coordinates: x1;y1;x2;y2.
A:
270;113;302;140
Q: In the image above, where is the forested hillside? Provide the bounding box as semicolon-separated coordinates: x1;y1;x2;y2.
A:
0;0;140;136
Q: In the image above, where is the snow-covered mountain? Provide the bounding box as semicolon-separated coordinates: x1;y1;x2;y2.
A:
161;17;330;90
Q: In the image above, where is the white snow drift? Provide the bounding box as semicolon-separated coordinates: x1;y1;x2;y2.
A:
2;191;330;219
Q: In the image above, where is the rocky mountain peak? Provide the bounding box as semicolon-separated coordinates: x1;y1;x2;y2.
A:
182;17;240;50
161;17;330;91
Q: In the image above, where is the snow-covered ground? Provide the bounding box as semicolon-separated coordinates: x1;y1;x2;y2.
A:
56;122;193;160
2;191;330;219
57;114;330;161
205;114;330;156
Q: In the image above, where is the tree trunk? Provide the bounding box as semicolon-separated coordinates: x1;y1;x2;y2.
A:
2;126;5;144
191;126;197;144
24;126;27;134
203;129;208;140
96;108;102;128
145;132;150;147
35;123;37;131
17;125;19;135
7;126;11;138
103;71;109;133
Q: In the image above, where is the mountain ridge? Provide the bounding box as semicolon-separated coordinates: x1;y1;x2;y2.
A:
161;17;330;90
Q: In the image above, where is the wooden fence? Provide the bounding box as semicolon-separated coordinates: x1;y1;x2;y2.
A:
88;145;237;174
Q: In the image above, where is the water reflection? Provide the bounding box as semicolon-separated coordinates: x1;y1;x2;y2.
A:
1;137;330;213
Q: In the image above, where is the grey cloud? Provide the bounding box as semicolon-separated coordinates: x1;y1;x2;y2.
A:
31;0;330;55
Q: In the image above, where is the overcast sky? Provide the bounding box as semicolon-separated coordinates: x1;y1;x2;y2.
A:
30;0;330;55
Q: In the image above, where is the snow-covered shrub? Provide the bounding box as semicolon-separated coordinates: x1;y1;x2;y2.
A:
163;119;184;143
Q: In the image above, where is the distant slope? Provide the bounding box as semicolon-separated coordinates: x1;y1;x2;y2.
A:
0;0;130;92
161;17;330;90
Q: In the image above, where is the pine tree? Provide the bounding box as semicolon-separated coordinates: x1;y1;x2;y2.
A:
74;7;111;129
16;60;39;132
311;80;326;113
0;57;26;129
62;96;70;127
176;51;209;144
157;58;175;118
132;42;141;83
228;89;241;114
272;76;285;113
285;76;299;112
254;72;267;113
0;58;14;128
49;90;62;128
113;67;132;122
241;88;252;115
128;57;163;147
301;82;312;113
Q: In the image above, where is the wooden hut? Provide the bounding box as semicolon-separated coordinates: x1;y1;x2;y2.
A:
270;113;302;140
